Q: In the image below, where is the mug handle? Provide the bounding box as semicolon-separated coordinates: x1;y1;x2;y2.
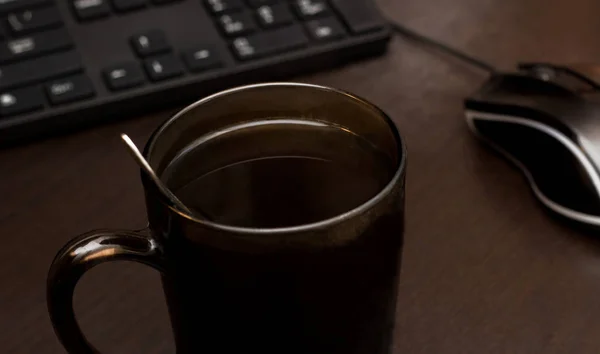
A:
47;229;165;354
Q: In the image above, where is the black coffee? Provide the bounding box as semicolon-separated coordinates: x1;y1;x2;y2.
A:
174;156;389;227
159;119;403;354
164;118;394;227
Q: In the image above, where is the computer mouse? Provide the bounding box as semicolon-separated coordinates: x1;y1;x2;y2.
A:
465;63;600;228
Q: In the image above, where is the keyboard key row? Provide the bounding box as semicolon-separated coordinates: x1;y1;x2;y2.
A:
205;0;328;14
205;0;330;19
0;47;220;112
208;0;386;35
0;21;323;114
228;17;345;60
214;3;332;38
104;46;222;91
71;0;182;21
129;30;219;71
0;74;94;116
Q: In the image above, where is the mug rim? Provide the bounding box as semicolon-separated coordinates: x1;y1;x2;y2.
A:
143;82;406;235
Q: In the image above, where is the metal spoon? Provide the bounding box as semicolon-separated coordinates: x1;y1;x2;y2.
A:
120;133;198;217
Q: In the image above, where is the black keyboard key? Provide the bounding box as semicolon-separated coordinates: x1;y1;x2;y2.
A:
0;51;82;90
7;6;62;35
305;17;345;41
131;30;170;57
0;28;72;63
112;0;147;12
152;0;182;3
103;62;145;90
0;86;43;116
329;0;384;34
245;0;277;8
143;53;183;81
0;0;50;13
256;3;293;28
45;75;94;105
182;46;222;72
231;24;308;60
204;0;243;15
217;12;256;37
292;0;328;19
71;0;110;21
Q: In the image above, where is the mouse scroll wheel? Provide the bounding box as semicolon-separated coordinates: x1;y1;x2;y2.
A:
519;63;599;93
518;63;559;80
529;66;556;81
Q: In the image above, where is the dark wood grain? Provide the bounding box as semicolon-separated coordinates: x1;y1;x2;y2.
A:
3;0;600;352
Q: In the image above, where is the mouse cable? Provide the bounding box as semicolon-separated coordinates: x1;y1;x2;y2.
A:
389;20;498;74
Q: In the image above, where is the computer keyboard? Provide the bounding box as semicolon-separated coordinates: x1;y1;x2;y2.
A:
0;0;390;144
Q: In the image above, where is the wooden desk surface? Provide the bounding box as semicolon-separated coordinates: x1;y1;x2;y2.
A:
3;0;600;352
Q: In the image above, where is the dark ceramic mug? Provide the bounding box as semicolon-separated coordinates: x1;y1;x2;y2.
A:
47;83;406;354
